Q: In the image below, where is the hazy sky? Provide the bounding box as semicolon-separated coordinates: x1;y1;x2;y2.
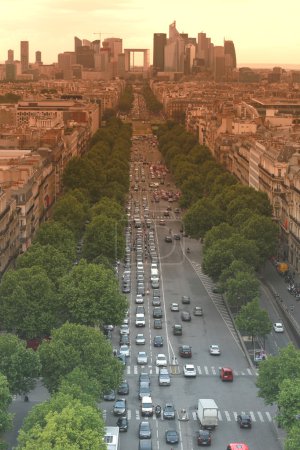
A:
1;0;300;66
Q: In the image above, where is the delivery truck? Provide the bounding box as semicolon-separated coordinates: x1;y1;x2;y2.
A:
197;398;219;429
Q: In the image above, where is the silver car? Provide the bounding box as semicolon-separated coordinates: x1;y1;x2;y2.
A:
137;351;148;365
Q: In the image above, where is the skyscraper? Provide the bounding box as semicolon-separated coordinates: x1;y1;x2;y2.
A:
20;41;29;73
7;49;14;64
214;46;225;81
224;40;237;68
35;51;42;64
153;33;166;72
164;21;185;72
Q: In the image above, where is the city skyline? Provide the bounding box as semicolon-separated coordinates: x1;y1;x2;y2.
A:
1;0;300;67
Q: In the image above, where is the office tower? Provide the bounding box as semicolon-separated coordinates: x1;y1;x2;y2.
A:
20;41;29;72
76;45;95;68
224;40;236;68
102;38;123;62
197;32;211;68
153;33;167;72
91;40;100;54
74;36;82;52
7;49;14;63
214;46;225;81
184;43;196;75
35;51;42;64
164;21;185;72
58;52;76;79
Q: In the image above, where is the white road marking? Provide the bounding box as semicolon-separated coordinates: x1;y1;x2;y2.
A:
250;411;256;422
265;411;272;422
197;366;202;375
257;411;264;422
204;366;209;375
224;410;231;421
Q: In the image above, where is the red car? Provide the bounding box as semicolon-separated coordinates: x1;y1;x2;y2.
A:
179;345;192;358
220;367;234;381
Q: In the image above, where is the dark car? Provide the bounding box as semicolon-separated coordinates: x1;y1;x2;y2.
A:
139;420;152;439
119;334;130;345
163;403;176;419
197;429;211;446
139;372;151;385
179;345;192;358
181;295;191;304
237;413;252;428
165;235;172;243
153;336;164;347
173;234;181;240
153;289;160;297
181;311;192;322
117;416;128;432
173;324;182;335
139;381;151;399
103;389;116;401
165;429;179;444
154;319;162;329
117;381;129;395
153;307;163;318
152;297;161;306
113;398;127;416
139;440;152;450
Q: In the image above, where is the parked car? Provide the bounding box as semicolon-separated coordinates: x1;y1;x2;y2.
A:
117;416;128;432
103;389;116;401
113;398;127;416
117;381;129;395
119;344;130;357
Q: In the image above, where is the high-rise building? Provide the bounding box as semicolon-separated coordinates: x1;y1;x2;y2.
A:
20;41;29;73
35;51;42;64
214;46;225;81
164;21;185;72
58;52;76;79
7;49;14;64
224;40;236;69
74;36;82;52
153;33;166;72
197;33;211;68
102;38;123;62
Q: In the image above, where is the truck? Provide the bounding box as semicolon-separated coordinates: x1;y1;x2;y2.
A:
104;426;120;449
197;399;219;429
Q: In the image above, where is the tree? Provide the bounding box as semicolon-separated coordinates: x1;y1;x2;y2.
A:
16;393;106;450
183;198;224;239
82;215;125;262
38;322;123;393
219;260;255;290
58;260;128;326
0;373;13;434
58;368;101;404
0;334;40;395
277;378;300;430
241;214;279;260
285;423;300;450
235;299;272;342
0;267;58;339
256;344;300;404
34;221;76;261
52;193;88;238
204;223;235;250
225;272;260;311
16;243;72;285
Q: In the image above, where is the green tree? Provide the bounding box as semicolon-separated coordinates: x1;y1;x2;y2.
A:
204;223;235;250
285;423;300;450
38;322;123;393
16;395;106;450
277;378;300;430
52;192;88;238
58;368;101;404
0;334;40;395
241;214;279;260
82;214;125;262
0;267;58;339
58;260;128;326
235;299;272;342
16;243;72;285
183;198;224;239
219;260;255;289
257;344;300;404
0;373;13;434
34;221;76;261
225;272;260;311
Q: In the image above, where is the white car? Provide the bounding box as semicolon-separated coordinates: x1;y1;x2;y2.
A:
135;334;146;345
137;351;148;365
273;322;284;332
120;324;130;335
209;344;221;355
183;364;197;377
119;345;130;357
155;353;167;367
136;294;144;304
170;303;179;312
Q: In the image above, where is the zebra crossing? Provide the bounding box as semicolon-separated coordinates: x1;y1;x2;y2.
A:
191;261;241;349
102;408;273;424
125;364;258;376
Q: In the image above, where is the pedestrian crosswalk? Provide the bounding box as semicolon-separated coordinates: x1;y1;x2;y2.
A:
125;364;258;377
102;408;273;424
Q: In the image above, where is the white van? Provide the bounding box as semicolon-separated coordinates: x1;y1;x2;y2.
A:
141;396;153;416
135;314;145;327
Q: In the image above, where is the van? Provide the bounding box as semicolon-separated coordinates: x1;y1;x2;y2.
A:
135;314;145;327
141;396;153;416
220;367;233;381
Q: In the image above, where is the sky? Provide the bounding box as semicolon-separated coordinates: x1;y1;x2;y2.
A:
1;0;300;67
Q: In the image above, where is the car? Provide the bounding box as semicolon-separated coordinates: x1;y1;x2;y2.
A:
153;335;164;347
122;283;131;293
122;316;129;325
153;319;162;329
156;353;167;366
119;345;130;357
159;219;166;225
158;368;171;386
193;306;203;316
120;324;130;335
139;381;151;399
103;389;116;401
165;235;172;243
183;364;197;377
113;398;127;416
136;305;145;315
220;367;233;381
153;289;161;298
151;278;160;289
212;286;223;294
117;381;129;395
139;373;151;385
153;307;163;318
181;311;191;322
116;353;126;365
237;413;252;428
136;294;144;304
137;351;148;365
273;322;284;332
136;333;146;345
209;344;221;355
119;334;130;345
163;403;176;419
117;416;128;432
173;324;182;335
152;297;161;306
182;295;191;304
179;345;192;358
226;444;249;450
197;429;212;446
139;439;153;450
173;233;181;240
165;429;179;444
170;303;179;312
139;420;152;439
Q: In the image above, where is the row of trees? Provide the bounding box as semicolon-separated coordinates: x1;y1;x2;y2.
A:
141;83;163;114
119;84;134;113
0;118;131;447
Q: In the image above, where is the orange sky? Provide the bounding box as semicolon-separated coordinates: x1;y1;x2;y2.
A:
1;0;299;67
